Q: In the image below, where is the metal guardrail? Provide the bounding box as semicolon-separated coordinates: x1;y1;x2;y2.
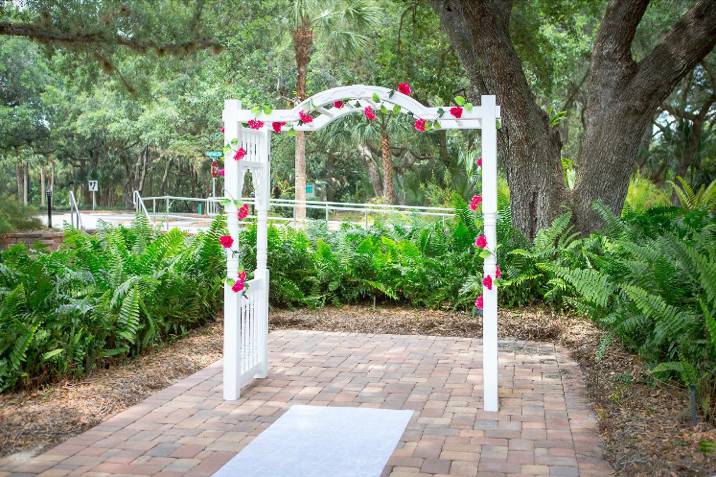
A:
135;193;455;228
68;191;84;230
132;190;154;226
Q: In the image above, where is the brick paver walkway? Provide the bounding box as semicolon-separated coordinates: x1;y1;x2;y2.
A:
1;330;613;477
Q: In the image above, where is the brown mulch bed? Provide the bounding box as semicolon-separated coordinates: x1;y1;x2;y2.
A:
1;305;714;476
0;322;223;459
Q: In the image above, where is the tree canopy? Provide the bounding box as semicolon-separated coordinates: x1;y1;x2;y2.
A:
1;0;714;235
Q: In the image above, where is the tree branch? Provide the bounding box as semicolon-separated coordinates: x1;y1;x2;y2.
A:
0;21;221;54
592;0;649;65
632;0;716;105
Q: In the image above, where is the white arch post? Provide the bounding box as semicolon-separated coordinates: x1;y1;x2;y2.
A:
221;85;500;411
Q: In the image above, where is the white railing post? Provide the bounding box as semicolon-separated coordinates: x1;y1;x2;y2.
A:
223;99;243;400
481;95;499;412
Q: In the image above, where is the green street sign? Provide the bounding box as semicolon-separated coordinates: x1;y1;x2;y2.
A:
205;151;223;158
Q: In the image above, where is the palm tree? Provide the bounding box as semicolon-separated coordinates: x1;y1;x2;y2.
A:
339;106;410;204
291;0;379;223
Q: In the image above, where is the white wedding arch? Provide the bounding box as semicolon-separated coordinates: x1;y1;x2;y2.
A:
221;85;501;411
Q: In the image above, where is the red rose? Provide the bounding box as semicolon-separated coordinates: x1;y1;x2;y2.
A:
397;82;412;96
232;280;244;293
483;274;493;290
220;127;225;133
299;110;313;124
476;156;482;167
272;121;286;133
333;100;344;109
239;271;247;281
469;194;482;211
247;119;264;129
414;118;426;132
364;106;376;120
238;203;249;220
219;235;233;249
449;106;463;118
495;265;501;279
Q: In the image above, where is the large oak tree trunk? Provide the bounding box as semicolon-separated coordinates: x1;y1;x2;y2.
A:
572;0;716;232
432;1;566;240
292;23;313;225
433;0;716;237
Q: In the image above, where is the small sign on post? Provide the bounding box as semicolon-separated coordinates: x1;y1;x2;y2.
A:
88;180;98;210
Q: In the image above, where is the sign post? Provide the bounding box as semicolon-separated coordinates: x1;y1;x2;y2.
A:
88;180;98;210
206;151;223;214
46;189;53;228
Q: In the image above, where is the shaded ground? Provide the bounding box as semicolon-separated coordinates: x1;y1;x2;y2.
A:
1;306;714;475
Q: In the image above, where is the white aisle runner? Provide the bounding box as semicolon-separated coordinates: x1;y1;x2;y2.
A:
212;405;414;477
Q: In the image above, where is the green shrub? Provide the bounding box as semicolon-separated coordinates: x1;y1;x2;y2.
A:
505;203;716;418
0;196;43;233
0;214;225;392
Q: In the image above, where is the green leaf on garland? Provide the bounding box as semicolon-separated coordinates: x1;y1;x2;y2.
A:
372;92;380;102
454;96;466;106
388;89;395;98
433;120;441;129
464;102;473;112
251;106;261;115
392;104;401;114
223;144;231;152
263;105;272;115
287;129;296;137
230;138;239;146
380;104;388;114
354;101;362;108
479;249;492;259
219;199;232;206
437;108;445;117
226;277;236;286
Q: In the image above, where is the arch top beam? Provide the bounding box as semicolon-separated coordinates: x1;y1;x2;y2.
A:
225;84;500;131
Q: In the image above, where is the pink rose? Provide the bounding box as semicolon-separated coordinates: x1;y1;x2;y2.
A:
231;280;244;293
476;156;482;167
247;119;264;129
239;270;247;281
220;127;225;133
474;234;487;249
219;235;233;249
364;106;376;120
495;265;501;279
414;118;426;132
234;147;246;161
469;194;482;211
218;168;225;176
238;203;249;220
397;82;412;96
475;295;483;310
483;274;493;290
449;106;463;118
